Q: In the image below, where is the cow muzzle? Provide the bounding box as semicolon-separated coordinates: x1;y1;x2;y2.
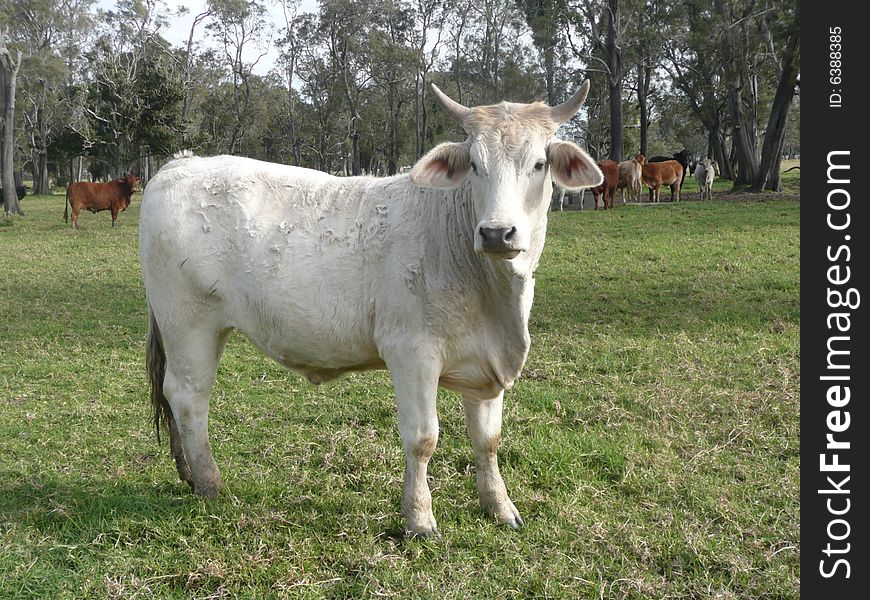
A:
477;224;525;258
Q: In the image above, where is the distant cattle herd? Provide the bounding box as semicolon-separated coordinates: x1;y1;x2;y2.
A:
8;148;717;226
555;149;718;211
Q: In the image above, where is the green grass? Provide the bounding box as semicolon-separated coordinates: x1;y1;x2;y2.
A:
1;191;799;598
681;161;801;197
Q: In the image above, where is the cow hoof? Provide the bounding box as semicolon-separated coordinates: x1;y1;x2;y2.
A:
493;500;524;529
404;512;440;539
193;481;221;500
405;526;441;540
500;512;525;530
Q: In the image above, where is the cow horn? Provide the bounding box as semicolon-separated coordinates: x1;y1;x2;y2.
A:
550;80;591;124
430;83;471;125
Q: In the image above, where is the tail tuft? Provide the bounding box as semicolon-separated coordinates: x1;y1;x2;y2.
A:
146;308;169;443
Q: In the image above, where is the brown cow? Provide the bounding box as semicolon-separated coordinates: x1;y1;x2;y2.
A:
64;174;139;228
591;159;620;210
641;157;683;203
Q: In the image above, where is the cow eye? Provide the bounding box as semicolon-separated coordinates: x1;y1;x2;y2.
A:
533;160;546;172
470;161;478;175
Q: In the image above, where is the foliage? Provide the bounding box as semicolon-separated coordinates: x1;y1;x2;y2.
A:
0;0;800;183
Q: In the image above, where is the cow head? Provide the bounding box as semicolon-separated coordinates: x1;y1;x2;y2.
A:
121;174;139;190
410;83;602;262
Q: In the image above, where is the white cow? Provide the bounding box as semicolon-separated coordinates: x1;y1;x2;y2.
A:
694;158;716;200
139;83;602;536
617;155;643;204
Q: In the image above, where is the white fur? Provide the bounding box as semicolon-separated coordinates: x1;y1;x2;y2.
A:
140;93;599;535
618;158;643;203
694;158;716;200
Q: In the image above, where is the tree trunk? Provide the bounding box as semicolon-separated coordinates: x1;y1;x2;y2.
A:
608;78;623;161
605;0;623;162
1;29;23;216
32;106;50;194
709;123;734;180
638;61;650;156
182;10;212;141
751;5;799;192
714;0;758;185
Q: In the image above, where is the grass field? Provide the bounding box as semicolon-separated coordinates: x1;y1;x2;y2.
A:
1;186;799;598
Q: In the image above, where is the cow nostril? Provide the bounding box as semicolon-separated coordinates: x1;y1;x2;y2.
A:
479;226;518;248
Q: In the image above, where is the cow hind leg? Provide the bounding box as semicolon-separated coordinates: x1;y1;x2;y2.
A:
147;313;193;487
159;323;228;499
462;392;523;528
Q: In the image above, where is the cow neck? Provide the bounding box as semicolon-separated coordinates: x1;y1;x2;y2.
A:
443;183;539;359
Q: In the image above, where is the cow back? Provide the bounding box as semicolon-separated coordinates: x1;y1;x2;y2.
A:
642;160;683;186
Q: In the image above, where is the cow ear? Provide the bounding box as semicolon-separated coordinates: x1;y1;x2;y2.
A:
410;142;471;189
548;141;603;190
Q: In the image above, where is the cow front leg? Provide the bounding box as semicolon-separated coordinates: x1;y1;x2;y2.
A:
387;356;441;537
462;392;523;529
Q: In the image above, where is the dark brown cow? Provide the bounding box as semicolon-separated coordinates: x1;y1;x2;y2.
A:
641;157;683;203
64;174;139;228
591;159;620;210
0;185;27;202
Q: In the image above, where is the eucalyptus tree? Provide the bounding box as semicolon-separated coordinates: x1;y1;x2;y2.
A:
292;12;344;172
750;0;799;192
463;0;526;105
5;0;63;194
206;0;271;155
366;0;416;174
711;0;772;185
564;0;632;161
662;0;734;179
518;0;566;106
410;0;446;159
3;0;97;193
1;28;23;215
275;0;304;165
319;0;374;175
178;5;212;139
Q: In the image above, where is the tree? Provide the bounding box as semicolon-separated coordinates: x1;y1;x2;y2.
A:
1;28;23;215
411;0;446;159
321;0;373;175
367;1;415;174
206;0;270;154
179;6;212;139
566;0;628;161
663;0;734;179
751;0;799;192
4;0;95;194
519;0;565;106
713;0;761;185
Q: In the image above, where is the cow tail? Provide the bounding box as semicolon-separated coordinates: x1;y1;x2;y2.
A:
146;307;169;444
63;187;70;223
